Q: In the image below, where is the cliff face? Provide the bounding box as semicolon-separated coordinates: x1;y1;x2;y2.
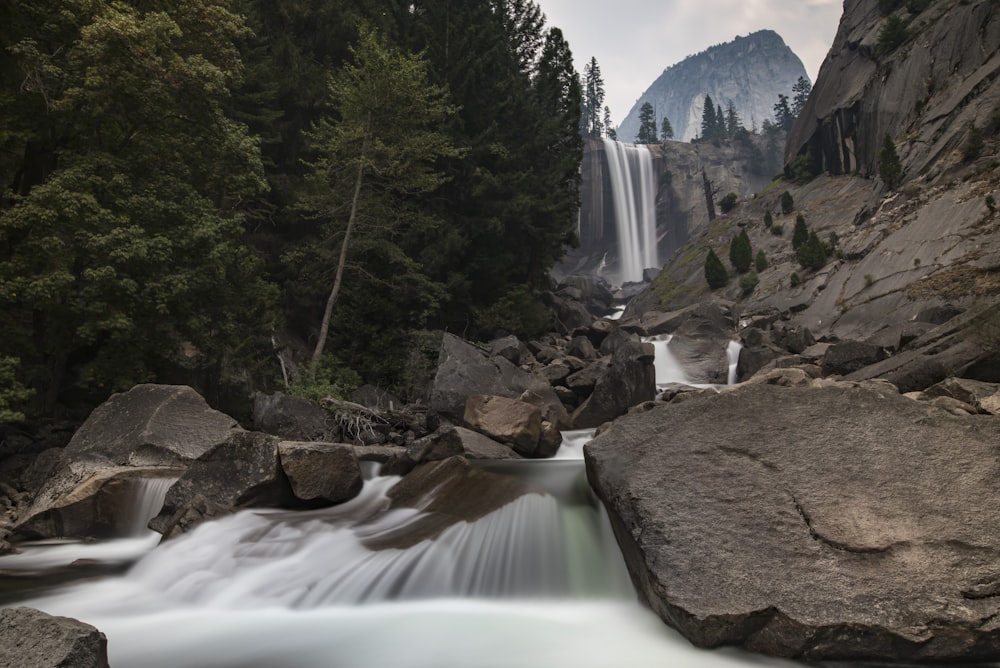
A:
616;30;808;143
787;0;1000;184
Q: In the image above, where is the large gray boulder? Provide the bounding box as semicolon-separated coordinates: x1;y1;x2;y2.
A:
277;441;363;505
252;392;330;441
0;607;109;668
149;431;297;539
429;333;570;428
571;338;656;429
15;385;241;540
586;382;1000;662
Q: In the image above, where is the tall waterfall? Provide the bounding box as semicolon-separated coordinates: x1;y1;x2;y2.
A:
602;138;658;284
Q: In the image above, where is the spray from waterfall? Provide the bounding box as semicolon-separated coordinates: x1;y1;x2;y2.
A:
601;139;658;284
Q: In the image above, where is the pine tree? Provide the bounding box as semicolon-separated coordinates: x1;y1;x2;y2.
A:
791;76;812;117
792;215;809;250
636;102;658;144
878;133;903;189
725;101;742;139
729;230;753;273
701;95;718;140
603;105;615;139
660;116;674;140
780;190;795;215
773;94;794;131
704;248;729;289
582;56;605;138
797;230;828;270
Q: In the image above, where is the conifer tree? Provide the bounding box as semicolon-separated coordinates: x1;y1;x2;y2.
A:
792;215;809;250
660;116;674;140
729;229;752;273
791;76;812;117
636;102;658;144
797;230;828;270
603;105;616;139
704;248;729;289
701;95;718;140
878;133;903;190
582;56;605;138
773;94;794;131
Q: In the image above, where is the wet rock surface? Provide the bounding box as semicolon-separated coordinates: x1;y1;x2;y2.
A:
586;382;1000;662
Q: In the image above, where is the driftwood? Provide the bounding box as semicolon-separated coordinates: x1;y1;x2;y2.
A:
318;397;388;444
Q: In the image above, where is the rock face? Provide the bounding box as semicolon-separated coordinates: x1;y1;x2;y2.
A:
586;382;1000;662
571;337;656;428
0;607;109;668
787;0;1000;182
277;441;362;505
15;384;241;540
618;30;808;144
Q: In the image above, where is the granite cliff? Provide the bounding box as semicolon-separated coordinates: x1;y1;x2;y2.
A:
616;30;808;143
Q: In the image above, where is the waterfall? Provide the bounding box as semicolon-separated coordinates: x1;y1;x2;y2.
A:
602;138;658;284
122;477;176;536
726;340;743;385
645;334;692;388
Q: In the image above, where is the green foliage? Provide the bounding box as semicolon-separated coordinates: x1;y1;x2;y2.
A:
878;133;904;189
582;56;605;138
473;285;552;340
289;354;361;402
963;123;984;161
790;272;801;287
755;250;768;272
987;194;997;214
771;223;784;236
636;102;658;144
780;191;795;214
729;230;753;273
906;0;931;13
864;274;875;287
791;76;812;117
878;0;904;14
763;211;774;228
0;357;32;423
797;230;828;270
660;116;674;140
719;193;739;214
792;215;809;250
773;94;794;132
739;272;759;295
704;248;729;289
878;15;911;55
789;152;817;184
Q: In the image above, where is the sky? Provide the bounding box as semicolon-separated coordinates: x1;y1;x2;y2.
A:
537;0;843;126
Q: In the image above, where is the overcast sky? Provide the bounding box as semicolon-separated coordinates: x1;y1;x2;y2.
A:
538;0;843;126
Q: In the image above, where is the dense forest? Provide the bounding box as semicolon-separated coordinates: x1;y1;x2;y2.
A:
0;0;584;420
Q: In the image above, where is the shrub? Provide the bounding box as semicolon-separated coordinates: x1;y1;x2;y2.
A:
291;354;362;402
878;15;911;55
719;192;739;214
987;194;997;214
704;248;729;289
790;272;801;287
755;250;768;272
797;230;828;270
771;223;784;236
780;191;794;215
864;274;875;287
763;211;773;228
963;123;984;162
739;272;759;295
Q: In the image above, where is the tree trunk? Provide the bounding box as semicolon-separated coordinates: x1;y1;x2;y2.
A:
311;119;370;368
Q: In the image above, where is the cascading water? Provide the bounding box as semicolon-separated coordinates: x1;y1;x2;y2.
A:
645;334;692;388
726;340;743;386
602;138;658;285
0;450;797;667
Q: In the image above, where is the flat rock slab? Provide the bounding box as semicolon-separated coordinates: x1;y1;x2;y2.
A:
0;606;109;667
585;382;1000;662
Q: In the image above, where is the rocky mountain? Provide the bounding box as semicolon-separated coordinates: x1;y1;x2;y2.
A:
615;30;808;143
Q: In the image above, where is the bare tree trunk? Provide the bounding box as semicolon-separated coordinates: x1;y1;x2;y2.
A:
311;119;369;367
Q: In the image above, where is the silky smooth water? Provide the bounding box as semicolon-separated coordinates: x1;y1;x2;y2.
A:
602;138;658;285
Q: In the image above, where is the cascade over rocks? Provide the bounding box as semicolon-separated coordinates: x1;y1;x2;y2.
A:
14;384;241;540
0;607;109;668
571;337;656;429
586;382;1000;662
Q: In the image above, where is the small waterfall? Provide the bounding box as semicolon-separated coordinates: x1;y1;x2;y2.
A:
602;138;658;284
726;340;743;385
122;477;175;536
645;335;692;388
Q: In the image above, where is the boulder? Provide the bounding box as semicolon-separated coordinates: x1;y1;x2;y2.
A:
0;607;109;668
924;377;1000;411
571;338;656;429
364;456;544;550
821;340;886;376
15;385;239;540
566;335;598;360
639;301;735;338
429;333;569;428
277;441;363;505
463;395;543;457
586;382;1000;662
544;291;593;334
252;392;330;441
149;431;298;539
557;274;614;316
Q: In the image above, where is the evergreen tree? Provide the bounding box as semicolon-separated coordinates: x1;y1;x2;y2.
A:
582;56;605;138
791;76;812;117
704;248;729;289
773;94;794;131
660;116;674;140
296;25;459;368
763;211;774;228
701;94;719;140
729;230;753;273
636;102;658;144
780;190;795;214
602;105;616;139
724;101;743;139
792;215;810;250
755;250;769;272
878;133;903;189
797;230;828;270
